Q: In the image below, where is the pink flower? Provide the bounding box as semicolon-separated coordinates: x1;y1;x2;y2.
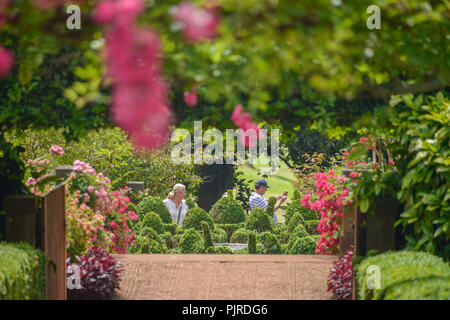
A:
388;160;395;166
87;186;95;193
349;172;359;179
0;46;13;78
183;88;198;107
26;177;36;186
171;2;220;42
359;137;368;143
49;145;64;156
93;0;116;24
231;104;262;148
109;221;118;229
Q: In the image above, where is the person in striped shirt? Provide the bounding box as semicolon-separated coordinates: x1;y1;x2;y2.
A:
249;179;288;226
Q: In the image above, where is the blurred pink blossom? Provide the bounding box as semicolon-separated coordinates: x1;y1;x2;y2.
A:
183;88;198;107
0;45;13;77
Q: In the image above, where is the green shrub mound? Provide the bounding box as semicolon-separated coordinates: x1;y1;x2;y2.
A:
273;224;290;244
299;207;319;221
206;246;216;254
281;243;289;254
137;196;172;223
129;227;167;253
163;222;178;236
286;225;309;252
216;223;246;242
185;197;197;209
248;232;257;254
162;231;179;249
286;211;305;233
235;248;248;254
183;207;214;231
209;193;247;224
356;251;450;300
304;220;320;235
211;227;228;243
215;246;234;254
230;228;249;243
289;235;319;254
201;221;214;251
266;197;277;216
285;197;301;226
257;232;282;254
383;277;450;300
140;212;165;234
0;242;47;300
246;208;273;233
179;228;204;254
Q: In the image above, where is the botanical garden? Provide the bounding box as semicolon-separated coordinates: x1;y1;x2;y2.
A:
0;0;449;301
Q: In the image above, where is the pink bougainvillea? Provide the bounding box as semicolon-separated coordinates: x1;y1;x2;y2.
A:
301;170;355;255
184;88;198;107
171;2;220;42
0;45;13;77
231;104;263;148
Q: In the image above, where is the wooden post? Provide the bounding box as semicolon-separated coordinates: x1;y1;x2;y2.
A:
126;181;144;193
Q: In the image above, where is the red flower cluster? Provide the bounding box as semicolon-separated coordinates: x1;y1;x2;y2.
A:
301;170;353;255
327;248;353;300
231;104;263;148
94;0;171;149
171;2;220;42
67;247;122;300
0;45;13;78
184;88;198;107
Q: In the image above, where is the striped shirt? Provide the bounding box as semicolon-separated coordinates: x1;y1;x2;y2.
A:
249;192;278;226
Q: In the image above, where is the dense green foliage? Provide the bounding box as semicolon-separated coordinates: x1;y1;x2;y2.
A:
215;246;234;254
140;212;165;235
183;207;214;231
209;192;247;224
289;236;320;255
201;221;214;251
179;228;204;254
137;197;172;224
0;242;47;300
304;220;320;236
246;208;273;233
216;223;246;242
230;228;249;243
356;251;450;300
257;232;282;254
129;227;167;254
286;211;306;234
248;232;257;254
211;227;228;243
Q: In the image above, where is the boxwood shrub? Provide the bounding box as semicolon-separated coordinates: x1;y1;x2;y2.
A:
137;196;172;223
140;212;165;234
163;222;178;236
286;211;306;233
211;227;228;243
230;228;249;243
183;207;214;231
289;235;320;254
304;220;320;235
128;227;168;253
248;232;257;254
0;242;47;300
286;225;309;252
216;222;246;242
162;231;179;249
179;228;204;254
215;246;234;254
383;276;450;300
257;232;282;254
356;251;450;300
201;221;214;251
246;208;273;233
273;223;290;244
209;192;247;224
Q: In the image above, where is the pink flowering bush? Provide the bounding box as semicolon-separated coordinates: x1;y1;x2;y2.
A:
301;170;356;255
231;104;264;148
24;145;137;258
184;88;198;107
327;248;353;300
0;45;13;78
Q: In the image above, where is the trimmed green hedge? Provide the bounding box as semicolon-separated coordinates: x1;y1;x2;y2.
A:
230;228;249;243
216;222;246;242
140;212;165;234
183;207;214;231
179;228;204;254
209;193;247;224
246;208;273;233
356;251;450;300
0;242;47;300
137;196;172;223
257;232;282;254
211;227;228;243
304;220;319;235
289;235;319;254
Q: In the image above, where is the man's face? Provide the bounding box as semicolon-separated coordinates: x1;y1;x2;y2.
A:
258;186;267;195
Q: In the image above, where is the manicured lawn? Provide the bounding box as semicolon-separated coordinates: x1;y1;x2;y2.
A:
237;156;296;224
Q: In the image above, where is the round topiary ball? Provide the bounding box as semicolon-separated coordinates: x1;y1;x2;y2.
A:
211;227;228;243
215;246;234;254
140;212;165;234
246;208;273;233
130;228;167;254
289;235;320;254
257;231;282;254
286;224;309;252
137;196;172;223
209;193;246;224
230;228;249;243
179;228;204;254
286;211;306;233
183;207;214;231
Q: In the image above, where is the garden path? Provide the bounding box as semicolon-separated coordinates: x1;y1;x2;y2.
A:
112;254;336;300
